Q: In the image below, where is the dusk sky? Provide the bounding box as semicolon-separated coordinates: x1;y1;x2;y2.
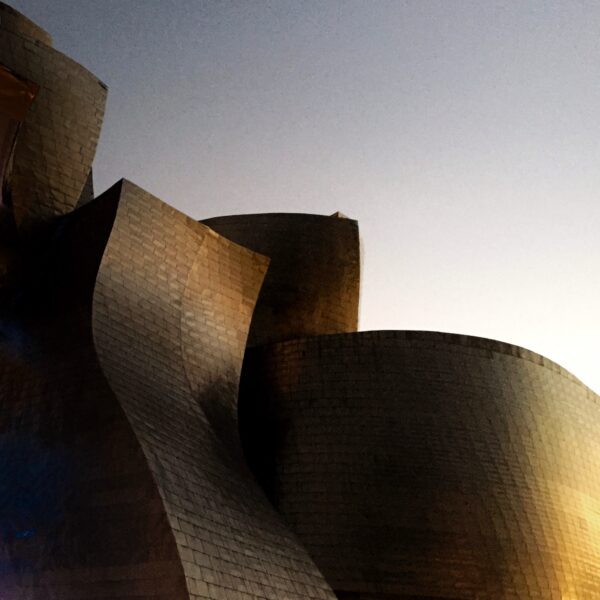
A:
12;0;600;392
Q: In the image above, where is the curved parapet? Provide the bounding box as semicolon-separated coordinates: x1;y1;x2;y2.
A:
0;3;106;232
240;330;600;599
93;181;336;600
202;212;360;346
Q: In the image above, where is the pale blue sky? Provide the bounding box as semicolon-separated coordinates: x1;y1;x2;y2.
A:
12;0;600;392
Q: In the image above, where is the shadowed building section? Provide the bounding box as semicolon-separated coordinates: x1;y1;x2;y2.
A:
0;185;188;599
202;213;361;347
0;66;38;211
240;331;600;599
0;1;106;233
93;181;337;600
0;64;37;279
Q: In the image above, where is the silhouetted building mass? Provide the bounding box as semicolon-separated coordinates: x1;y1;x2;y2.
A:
0;3;598;599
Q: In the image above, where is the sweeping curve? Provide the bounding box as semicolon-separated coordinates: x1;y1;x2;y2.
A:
92;181;336;600
239;330;600;599
0;187;188;599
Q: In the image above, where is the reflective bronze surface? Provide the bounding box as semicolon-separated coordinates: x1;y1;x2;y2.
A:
240;331;600;599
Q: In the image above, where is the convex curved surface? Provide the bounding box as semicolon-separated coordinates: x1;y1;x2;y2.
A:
202;213;361;346
240;330;600;599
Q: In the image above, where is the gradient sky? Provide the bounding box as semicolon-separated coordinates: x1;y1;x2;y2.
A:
11;0;600;392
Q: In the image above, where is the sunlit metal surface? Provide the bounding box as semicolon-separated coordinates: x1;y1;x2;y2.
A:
241;330;600;599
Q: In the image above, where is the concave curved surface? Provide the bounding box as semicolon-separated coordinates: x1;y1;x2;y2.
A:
240;330;600;599
93;181;336;600
0;3;106;232
202;213;361;346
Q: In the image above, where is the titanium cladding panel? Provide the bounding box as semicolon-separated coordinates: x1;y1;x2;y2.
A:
240;330;600;599
202;213;361;346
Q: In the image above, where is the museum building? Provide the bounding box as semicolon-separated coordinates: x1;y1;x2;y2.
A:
0;3;599;599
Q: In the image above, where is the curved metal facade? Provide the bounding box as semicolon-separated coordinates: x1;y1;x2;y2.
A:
0;1;106;232
93;181;336;600
0;178;338;599
202;213;361;346
2;2;600;599
0;188;188;599
240;331;600;599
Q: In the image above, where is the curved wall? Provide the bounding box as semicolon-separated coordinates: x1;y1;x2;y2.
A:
0;4;106;232
93;181;336;600
202;213;360;346
240;330;600;599
0;188;188;599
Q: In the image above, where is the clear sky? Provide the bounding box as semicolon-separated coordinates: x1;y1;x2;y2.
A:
11;0;600;393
